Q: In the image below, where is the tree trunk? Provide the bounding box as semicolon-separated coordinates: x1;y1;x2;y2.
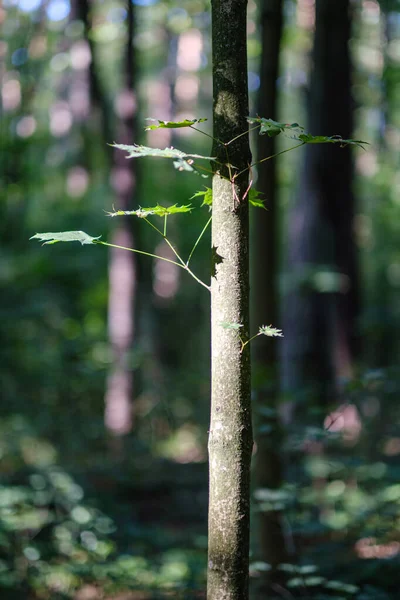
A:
208;2;252;599
104;0;138;437
282;0;358;423
251;0;288;581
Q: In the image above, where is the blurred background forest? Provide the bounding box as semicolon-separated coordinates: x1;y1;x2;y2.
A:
1;0;400;598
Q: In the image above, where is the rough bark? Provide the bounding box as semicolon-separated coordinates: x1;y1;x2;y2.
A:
282;0;359;422
208;2;252;599
251;0;288;580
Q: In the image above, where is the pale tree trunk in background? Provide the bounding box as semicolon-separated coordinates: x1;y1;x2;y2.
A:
78;0;138;437
208;2;252;599
74;0;137;438
251;0;289;583
282;0;359;424
104;0;138;436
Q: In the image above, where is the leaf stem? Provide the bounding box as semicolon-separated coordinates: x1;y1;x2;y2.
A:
97;240;182;267
225;124;261;146
186;215;212;267
240;333;261;353
143;216;186;267
97;241;210;292
189;125;218;144
237;141;306;178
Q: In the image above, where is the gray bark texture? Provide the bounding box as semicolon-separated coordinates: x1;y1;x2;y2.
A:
208;1;252;599
251;0;288;582
282;0;358;421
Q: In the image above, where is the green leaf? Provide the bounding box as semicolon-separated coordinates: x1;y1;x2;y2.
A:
220;322;243;331
297;133;367;149
259;325;284;338
247;117;303;137
112;143;214;176
145;118;207;130
30;231;101;245
249;188;266;209
106;204;193;218
191;187;213;207
248;117;368;149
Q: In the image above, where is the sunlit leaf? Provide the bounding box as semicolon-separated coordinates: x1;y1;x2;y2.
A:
220;322;243;331
247;117;368;149
145;118;207;130
297;133;367;149
106;204;193;218
191;187;213;207
30;231;101;245
112;143;214;176
259;325;284;337
249;188;266;209
248;117;303;137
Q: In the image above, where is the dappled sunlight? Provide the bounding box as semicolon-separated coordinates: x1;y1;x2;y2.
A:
66;166;90;198
355;537;400;559
1;76;21;111
104;367;133;435
356;150;378;177
153;241;180;299
177;29;203;72
110;166;134;195
16;114;37;137
324;404;362;443
114;89;137;119
70;40;92;71
69;81;90;118
175;74;200;104
29;35;47;59
297;0;315;31
383;436;400;456
49;101;73;136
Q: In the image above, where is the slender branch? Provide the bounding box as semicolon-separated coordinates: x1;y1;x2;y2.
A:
97;240;210;291
225;124;260;146
186;215;212;266
97;240;182;267
240;332;261;353
189;125;219;144
237;141;306;178
142;217;164;237
184;265;211;292
143;216;186;267
195;163;219;176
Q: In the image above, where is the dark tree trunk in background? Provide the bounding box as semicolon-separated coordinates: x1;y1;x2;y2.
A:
79;0;139;436
75;0;112;146
104;0;138;436
251;0;288;582
208;1;252;598
282;0;359;423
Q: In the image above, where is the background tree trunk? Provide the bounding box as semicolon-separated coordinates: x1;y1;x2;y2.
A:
251;0;289;584
282;0;359;424
103;0;138;437
208;1;252;599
